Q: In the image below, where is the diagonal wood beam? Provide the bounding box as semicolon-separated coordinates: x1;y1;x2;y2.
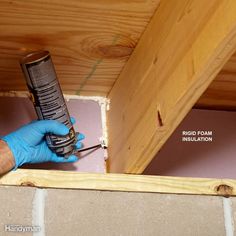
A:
107;0;236;173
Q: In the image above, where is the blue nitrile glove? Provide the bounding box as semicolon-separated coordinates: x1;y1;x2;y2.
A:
1;118;85;169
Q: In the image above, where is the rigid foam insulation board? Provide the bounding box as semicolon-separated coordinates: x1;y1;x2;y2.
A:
144;109;236;179
0;95;106;173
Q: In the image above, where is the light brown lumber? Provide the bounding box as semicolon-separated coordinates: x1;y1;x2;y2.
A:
107;0;236;173
0;0;160;95
196;52;236;110
0;1;235;108
0;169;235;197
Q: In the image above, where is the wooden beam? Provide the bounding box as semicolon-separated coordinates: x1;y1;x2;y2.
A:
0;169;236;197
107;0;236;173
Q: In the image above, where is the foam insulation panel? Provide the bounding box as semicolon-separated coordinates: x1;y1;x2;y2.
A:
144;109;236;179
0;96;106;173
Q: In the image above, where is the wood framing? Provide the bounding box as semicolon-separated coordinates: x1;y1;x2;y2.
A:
0;169;236;197
107;0;236;173
0;0;235;109
0;0;160;96
196;52;236;110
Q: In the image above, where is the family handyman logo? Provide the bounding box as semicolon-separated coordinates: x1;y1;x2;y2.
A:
5;224;41;233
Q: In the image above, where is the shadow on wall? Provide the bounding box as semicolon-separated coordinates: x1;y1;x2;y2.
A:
0;97;36;135
144;109;236;179
0;96;105;173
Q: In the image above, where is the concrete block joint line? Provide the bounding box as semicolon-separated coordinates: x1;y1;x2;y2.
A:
223;197;235;236
32;189;47;236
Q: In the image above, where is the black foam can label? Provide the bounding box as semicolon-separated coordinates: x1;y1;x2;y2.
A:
20;51;77;157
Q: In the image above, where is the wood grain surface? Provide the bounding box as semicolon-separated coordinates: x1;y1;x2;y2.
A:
197;52;236;110
0;169;236;197
0;0;160;95
0;0;235;110
107;0;236;173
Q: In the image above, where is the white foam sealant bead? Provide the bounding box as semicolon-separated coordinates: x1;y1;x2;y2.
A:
0;91;110;159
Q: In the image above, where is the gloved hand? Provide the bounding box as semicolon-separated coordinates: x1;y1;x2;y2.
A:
2;118;84;169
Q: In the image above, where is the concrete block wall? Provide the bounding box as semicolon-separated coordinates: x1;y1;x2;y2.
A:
0;185;234;236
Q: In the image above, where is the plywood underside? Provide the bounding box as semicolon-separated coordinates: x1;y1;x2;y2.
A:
196;52;236;110
0;0;235;110
0;0;160;96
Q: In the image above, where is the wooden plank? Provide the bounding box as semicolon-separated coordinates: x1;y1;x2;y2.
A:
0;0;160;96
1;0;235;108
0;0;235;108
196;52;236;110
107;0;236;173
0;169;236;197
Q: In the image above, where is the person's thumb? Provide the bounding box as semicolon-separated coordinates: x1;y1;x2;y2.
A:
51;155;78;163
